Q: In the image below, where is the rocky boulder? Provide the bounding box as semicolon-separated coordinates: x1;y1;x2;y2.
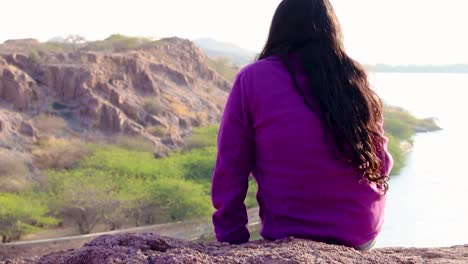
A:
0;65;38;111
3;233;467;264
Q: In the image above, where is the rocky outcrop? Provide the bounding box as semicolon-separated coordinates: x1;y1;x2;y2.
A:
3;233;467;264
0;38;231;152
0;110;37;150
0;63;38;111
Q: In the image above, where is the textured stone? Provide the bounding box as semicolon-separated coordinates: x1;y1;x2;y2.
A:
3;233;467;264
0;37;230;151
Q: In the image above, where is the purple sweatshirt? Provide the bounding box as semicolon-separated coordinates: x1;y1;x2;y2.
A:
211;56;393;247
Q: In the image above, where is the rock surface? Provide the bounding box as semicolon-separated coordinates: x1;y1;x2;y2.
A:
0;37;231;152
2;233;467;264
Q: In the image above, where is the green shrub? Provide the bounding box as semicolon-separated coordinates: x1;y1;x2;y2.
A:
384;117;414;142
386;134;405;176
143;98;165;116
40;42;74;53
114;135;154;152
184;125;218;150
46;169;121;234
182;147;216;184
148;178;212;222
79;146;184;180
208;58;239;82
0;150;31;192
118;178;163;226
0;193;57;243
29;49;41;64
147;125;167;138
245;178;258;208
86;34;153;52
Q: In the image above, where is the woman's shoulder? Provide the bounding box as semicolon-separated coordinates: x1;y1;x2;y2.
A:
237;56;283;79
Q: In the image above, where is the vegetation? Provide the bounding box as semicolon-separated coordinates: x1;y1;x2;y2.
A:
32;138;92;170
184;125;218;150
47;169;121;234
208;58;239;82
0;193;57;243
0;150;31;192
147;125;168;138
143;98;166;116
32;114;68;136
0;102;437;242
114;135;154;152
85;34;157;52
28;49;41;64
383;106;440;175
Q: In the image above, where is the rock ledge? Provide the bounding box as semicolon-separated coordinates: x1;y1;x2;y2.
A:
3;233;468;264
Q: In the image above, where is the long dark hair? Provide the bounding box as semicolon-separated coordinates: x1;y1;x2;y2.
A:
259;0;389;192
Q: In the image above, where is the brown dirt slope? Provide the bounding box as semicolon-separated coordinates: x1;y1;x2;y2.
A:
3;233;468;264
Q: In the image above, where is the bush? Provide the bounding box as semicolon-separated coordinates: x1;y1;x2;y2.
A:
0;193;57;243
86;34;153;52
33;114;68;136
208;58;239;82
0;150;31;192
143;98;165;116
114;135;154;152
32;138;92;170
182;147;216;184
29;49;41;64
46;169;121;234
384;117;414;142
80;146;187;180
40;42;74;53
245;178;258;208
148;178;212;222
184;125;218;150
147;125;167;138
118;179;163;227
386;134;405;176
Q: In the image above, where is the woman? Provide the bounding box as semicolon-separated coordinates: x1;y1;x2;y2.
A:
211;0;393;251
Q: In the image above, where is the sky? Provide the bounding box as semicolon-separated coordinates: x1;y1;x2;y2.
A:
1;0;467;65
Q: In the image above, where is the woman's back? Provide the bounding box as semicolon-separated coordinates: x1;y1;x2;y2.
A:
211;56;391;247
211;0;393;249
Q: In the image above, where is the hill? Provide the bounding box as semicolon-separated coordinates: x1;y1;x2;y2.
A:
0;36;231;183
193;38;256;66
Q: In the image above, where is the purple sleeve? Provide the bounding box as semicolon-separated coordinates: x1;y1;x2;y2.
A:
211;72;254;244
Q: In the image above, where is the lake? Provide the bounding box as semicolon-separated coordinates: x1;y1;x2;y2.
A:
369;73;468;248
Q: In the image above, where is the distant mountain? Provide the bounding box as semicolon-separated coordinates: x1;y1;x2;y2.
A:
193;38;256;66
368;64;468;73
47;36;67;43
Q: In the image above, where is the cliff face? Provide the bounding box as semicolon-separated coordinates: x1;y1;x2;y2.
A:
3;233;467;264
0;38;230;153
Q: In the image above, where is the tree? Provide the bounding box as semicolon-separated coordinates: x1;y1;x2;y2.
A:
117;179;163;227
0;193;57;243
65;35;86;52
47;169;120;234
148;178;212;222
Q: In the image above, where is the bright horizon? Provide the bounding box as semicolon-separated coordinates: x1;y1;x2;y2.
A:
1;0;467;65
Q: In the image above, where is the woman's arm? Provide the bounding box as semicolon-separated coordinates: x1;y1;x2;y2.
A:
380;134;394;177
211;72;254;244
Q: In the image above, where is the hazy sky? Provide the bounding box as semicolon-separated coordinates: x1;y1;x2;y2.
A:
1;0;467;65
